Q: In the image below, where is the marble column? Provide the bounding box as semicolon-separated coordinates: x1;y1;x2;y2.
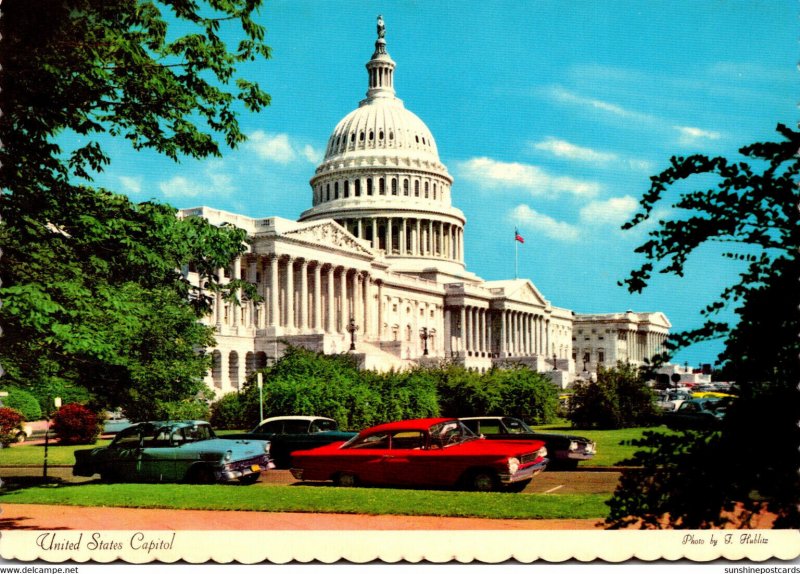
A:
313;263;322;331
326;265;335;334
269;256;278;327
285;257;294;329
299;259;308;330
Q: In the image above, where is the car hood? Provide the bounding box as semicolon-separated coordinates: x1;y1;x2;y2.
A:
519;431;594;444
180;438;268;458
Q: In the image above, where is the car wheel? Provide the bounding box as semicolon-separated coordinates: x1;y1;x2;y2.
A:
468;470;499;492
335;472;358;487
100;470;119;483
238;472;261;485
187;465;216;485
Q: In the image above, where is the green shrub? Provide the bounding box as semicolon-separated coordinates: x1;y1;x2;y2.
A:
4;388;42;421
210;393;249;429
568;362;658;429
52;403;100;445
488;366;559;424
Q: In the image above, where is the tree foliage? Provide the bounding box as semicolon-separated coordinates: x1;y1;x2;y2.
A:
2;387;43;422
568;363;657;429
608;124;800;528
52;403;101;445
0;1;271;417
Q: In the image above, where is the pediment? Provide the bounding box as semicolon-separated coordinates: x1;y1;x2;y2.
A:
512;282;546;306
282;222;373;257
485;279;550;307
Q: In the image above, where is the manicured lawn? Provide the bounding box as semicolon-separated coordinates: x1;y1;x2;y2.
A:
0;482;610;520
0;440;112;466
531;422;671;467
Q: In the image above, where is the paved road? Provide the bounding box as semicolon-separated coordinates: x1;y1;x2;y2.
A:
0;466;622;495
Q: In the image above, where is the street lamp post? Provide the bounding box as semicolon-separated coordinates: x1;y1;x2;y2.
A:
347;317;358;351
43;397;61;482
257;373;264;423
552;353;558;371
420;327;430;356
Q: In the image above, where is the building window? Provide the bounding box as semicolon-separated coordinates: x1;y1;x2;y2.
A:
414;180;420;196
334;181;339;199
403;179;409;196
354;179;361;196
424;181;429;198
369;131;374;141
380;178;385;195
326;183;330;201
344;180;350;198
433;183;437;199
359;131;365;141
367;179;373;195
391;178;397;195
350;133;355;143
599;351;605;363
379;131;384;140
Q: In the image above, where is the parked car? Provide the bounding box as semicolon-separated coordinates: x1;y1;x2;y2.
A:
225;416;357;469
11;420;48;443
662;398;730;430
102;412;133;435
290;417;548;492
655;389;693;412
459;416;596;470
73;420;273;484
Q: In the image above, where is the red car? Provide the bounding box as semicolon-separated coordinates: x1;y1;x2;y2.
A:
289;418;548;492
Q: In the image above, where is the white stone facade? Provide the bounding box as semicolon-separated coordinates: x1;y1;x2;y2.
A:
179;22;671;395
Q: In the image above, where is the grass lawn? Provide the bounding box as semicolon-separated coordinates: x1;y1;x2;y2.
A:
0;440;112;466
531;422;671;467
0;482;609;520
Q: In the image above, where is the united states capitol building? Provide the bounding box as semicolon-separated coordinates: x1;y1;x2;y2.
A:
180;20;670;395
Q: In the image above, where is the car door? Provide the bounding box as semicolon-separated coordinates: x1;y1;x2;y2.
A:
103;425;146;479
137;425;177;482
379;431;432;486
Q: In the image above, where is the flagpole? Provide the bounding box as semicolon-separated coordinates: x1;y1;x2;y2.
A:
515;235;518;279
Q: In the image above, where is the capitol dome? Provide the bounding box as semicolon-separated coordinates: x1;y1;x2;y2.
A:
299;17;468;279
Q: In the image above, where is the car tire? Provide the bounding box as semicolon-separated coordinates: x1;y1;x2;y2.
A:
100;470;119;483
335;472;358;487
238;472;261;485
187;465;216;485
467;470;499;492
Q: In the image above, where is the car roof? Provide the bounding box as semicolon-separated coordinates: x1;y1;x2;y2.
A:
459;416;512;421
361;418;455;434
257;416;335;424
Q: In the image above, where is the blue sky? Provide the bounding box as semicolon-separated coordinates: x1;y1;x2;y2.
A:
86;1;798;368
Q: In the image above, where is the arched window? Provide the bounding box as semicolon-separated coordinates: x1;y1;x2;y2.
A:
344;180;350;198
414;180;419;196
391;178;397;195
424;182;429;198
334;181;339;199
350;133;355;143
379;178;385;195
403;179;409;196
326;183;330;201
367;179;373;195
229;351;239;390
389;131;394;140
379;131;384;140
369;131;374;141
354;179;361;196
359;131;365;142
433;183;437;199
211;350;222;389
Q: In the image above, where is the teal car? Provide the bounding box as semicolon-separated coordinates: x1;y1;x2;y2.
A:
73;421;272;484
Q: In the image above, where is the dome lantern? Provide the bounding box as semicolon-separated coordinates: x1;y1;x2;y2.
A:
364;15;396;102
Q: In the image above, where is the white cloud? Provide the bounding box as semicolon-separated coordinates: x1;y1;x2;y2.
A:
674;125;722;145
579;195;639;227
510;204;580;242
247;130;322;164
158;161;235;199
532;137;618;164
545;86;658;124
118;176;142;196
458;157;600;198
545;86;724;149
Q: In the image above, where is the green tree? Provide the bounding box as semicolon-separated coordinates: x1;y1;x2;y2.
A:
486;366;559;425
607;124;800;528
0;1;270;417
568;363;657;429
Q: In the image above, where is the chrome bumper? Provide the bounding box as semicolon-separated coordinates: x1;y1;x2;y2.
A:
500;458;548;484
